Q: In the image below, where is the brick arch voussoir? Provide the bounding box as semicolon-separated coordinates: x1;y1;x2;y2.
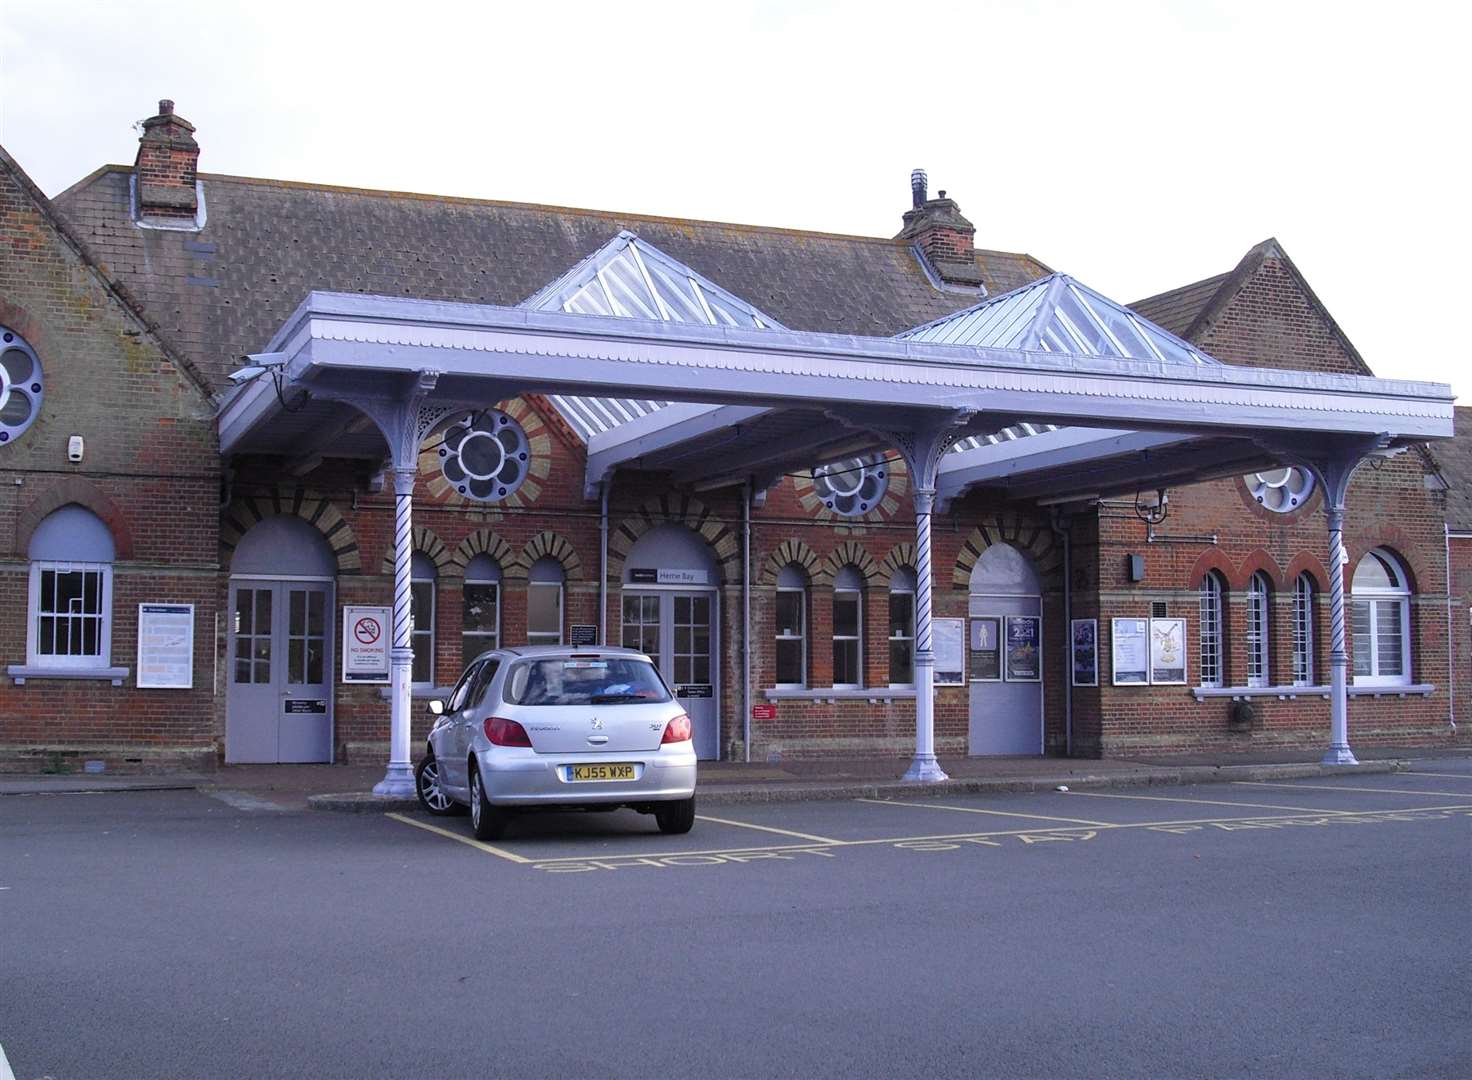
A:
821;540;880;588
1235;549;1286;592
517;530;583;582
1283;552;1330;592
451;529;516;577
760;539;821;587
14;477;135;560
380;525;454;577
607;495;737;586
220;487;360;574
878;542;918;587
1185;548;1234;591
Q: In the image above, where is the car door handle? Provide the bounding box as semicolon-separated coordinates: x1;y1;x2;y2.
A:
587;735;609;745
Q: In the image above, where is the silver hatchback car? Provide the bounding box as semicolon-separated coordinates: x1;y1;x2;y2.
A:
413;646;698;840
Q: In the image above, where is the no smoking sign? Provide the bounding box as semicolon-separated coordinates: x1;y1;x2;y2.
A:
342;605;391;684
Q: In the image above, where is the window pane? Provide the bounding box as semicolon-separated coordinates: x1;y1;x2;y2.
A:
890;639;914;684
289;637;305;684
307;640;323;685
528;584;561;640
40;569;55;611
1375;600;1404;676
464;584;499;634
308;592;325;637
235;658;252;683
411;582;434;633
290;590;306;637
890;594;914;639
255;590;272;635
776;639;803;685
1351;601;1372;676
621;594;642;624
834;594;859;638
38;615;55;655
412;634;433;684
776;591;802;636
834;639;859;685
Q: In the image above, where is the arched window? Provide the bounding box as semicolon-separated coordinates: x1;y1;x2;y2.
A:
1292;573;1316;686
527;556;564;645
888;567;917;688
27;505;116;669
463;554;501;662
775;564;807;687
1246;572;1271;688
411;553;437;685
832;565;864;688
1352;549;1410;685
1199;571;1225;688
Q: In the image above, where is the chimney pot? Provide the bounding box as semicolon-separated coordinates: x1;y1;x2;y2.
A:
159;99;174;115
895;177;982;290
910;168;928;209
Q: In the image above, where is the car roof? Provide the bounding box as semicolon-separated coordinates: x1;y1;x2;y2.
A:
476;645;653;661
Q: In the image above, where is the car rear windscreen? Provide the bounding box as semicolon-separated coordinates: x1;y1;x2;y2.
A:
505;657;672;706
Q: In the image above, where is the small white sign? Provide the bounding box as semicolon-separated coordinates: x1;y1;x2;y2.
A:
343;605;391;684
137;603;194;689
933;617;966;686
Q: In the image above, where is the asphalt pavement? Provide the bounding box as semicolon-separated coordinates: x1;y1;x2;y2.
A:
1;758;1469;1078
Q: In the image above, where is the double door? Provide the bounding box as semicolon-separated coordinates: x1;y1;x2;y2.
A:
226;579;334;763
622;590;718;759
967;593;1043;756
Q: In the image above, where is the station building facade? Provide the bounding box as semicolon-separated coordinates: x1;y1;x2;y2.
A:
0;101;1464;773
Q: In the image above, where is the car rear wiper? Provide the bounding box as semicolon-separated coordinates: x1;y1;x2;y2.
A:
588;692;652;704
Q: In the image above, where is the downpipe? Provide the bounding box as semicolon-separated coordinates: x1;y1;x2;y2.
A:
1051;508;1074;757
743;480;752;763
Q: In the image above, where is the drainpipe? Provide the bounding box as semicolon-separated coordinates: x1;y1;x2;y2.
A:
743;479;752;763
599;479;610;646
1051;508;1074;757
1446;523;1456;734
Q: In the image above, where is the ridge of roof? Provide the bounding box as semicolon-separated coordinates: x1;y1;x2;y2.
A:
0;147;216;407
73;164;1045;265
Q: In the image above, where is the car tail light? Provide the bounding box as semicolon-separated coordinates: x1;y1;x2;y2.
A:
485;717;532;747
661;713;692;744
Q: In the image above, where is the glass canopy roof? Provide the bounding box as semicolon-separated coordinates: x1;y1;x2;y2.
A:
520;232;783;440
898;273;1219;368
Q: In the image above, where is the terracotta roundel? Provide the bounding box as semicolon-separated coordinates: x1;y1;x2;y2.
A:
438;409;530;502
812;454;890;517
1246;466;1315;513
0;327;43;445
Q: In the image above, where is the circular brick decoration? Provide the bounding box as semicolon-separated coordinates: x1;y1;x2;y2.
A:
0;327;43;445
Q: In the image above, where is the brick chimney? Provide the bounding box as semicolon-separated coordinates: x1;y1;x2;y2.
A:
134;99;199;220
897;168;983;289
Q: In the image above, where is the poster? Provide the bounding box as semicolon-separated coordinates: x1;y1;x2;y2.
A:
969;616;1001;681
933;617;965;686
1149;618;1188;685
1111;618;1149;685
137;603;194;689
342;605;391;684
1004;615;1042;682
1071;619;1098;687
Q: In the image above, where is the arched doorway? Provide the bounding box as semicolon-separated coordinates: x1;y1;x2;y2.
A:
621;523;720;760
226;517;337;763
968;543;1043;755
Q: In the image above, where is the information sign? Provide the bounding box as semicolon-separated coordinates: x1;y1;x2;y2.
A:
969;616;1001;681
1149;618;1188;685
751;703;778;720
1004;615;1042;682
933;617;965;686
343;605;391;684
1111;618;1150;685
569;624;599;647
1071;619;1099;687
137;603;194;689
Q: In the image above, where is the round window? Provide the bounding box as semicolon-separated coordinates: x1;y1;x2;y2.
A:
0;327;43;445
1246;466;1315;513
812;454;889;518
438;409;530;502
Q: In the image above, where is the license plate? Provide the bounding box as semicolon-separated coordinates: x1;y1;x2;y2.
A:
569;763;637;782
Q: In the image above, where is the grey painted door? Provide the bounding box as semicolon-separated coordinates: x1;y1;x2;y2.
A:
226;580;334;763
622;590;718;760
968;594;1044;756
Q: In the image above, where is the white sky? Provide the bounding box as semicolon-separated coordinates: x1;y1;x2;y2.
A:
2;0;1467;397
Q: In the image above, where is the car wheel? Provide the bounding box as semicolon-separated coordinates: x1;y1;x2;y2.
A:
469;764;510;841
654;796;696;835
414;753;461;817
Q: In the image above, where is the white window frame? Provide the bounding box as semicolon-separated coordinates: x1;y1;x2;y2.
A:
1199;572;1224;688
410;567;436;687
1246;572;1271;688
775;585;807;688
832;586;863;689
1292;573;1315;686
462;577;500;661
27;561;113;670
1351;550;1411;686
888;586;916;688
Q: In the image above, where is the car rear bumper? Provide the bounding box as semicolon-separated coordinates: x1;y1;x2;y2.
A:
473;747;697;806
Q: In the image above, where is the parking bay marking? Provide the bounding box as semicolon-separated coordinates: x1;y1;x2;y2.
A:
694;814;840;844
1235;780;1472;799
385;813;532;863
1062;790;1357;815
856;798;1112;827
0;1039;14;1080
1402;771;1472;781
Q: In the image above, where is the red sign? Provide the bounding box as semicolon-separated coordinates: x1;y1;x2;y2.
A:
751;703;777;720
354;616;382;644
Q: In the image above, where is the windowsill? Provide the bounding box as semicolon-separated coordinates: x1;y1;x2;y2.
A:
376;685;454;701
764;687;918;703
1191;683;1435;701
8;665;129;686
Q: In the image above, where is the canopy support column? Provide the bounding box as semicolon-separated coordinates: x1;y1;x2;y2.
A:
883;415;973;783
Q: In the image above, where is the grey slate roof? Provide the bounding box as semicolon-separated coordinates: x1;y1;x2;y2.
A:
1130;272;1230;337
54;167;1050;394
1430;407;1472;530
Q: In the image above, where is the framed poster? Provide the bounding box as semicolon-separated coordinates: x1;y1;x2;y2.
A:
1071;618;1098;687
342;605;391;684
1004;615;1042;682
1111;618;1149;685
137;603;194;689
969;616;1001;681
1149;617;1188;685
933;617;965;686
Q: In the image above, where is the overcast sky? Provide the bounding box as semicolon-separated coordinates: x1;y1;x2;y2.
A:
2;0;1466;397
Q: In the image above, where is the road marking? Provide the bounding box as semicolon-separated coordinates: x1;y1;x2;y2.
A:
0;1039;14;1080
1063;790;1355;814
1403;771;1472;780
857;798;1111;827
385;813;532;863
695;814;839;844
1236;781;1472;798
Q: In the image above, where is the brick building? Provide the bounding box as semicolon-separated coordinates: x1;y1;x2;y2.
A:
0;101;1461;776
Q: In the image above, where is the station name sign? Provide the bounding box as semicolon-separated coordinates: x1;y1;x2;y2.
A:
629;568;709;585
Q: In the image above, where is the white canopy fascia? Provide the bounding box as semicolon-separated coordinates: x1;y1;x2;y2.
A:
218;291;1454;469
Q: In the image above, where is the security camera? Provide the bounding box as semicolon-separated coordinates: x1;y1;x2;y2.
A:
227;365;268;384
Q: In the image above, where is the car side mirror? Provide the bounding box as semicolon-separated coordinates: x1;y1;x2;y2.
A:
427;699;445;716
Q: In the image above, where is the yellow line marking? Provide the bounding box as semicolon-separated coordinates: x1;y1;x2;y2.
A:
694;814;839;844
1403;771;1472;780
1236;781;1472;798
1063;790;1355;814
386;813;532;864
857;797;1111;827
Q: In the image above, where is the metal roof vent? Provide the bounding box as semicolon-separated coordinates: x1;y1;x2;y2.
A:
911;168;928;209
